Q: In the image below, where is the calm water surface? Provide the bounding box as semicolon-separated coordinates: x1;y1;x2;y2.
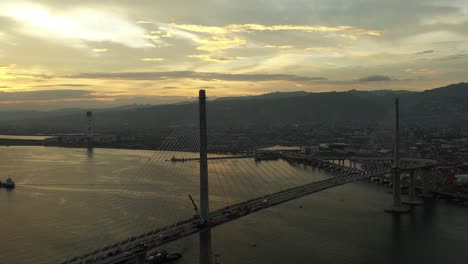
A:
0;146;467;264
0;135;51;140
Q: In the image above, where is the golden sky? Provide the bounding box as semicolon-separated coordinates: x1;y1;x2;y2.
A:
0;0;467;110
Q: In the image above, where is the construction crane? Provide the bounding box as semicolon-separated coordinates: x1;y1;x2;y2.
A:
188;194;205;223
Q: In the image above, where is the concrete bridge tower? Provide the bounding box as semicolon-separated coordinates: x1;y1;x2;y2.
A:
86;111;93;151
199;90;209;223
385;97;410;213
199;89;213;264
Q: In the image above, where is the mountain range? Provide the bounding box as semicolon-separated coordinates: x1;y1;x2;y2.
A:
0;82;467;134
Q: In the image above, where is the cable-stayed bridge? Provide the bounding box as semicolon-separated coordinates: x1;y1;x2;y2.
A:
57;91;437;264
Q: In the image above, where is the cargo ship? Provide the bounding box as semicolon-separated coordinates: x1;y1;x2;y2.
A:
0;177;15;189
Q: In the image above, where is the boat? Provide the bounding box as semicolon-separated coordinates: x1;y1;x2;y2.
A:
0;177;15;189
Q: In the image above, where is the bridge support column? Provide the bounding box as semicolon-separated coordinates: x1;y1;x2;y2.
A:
403;169;423;206
385;97;410;214
385;169;410;213
135;252;146;264
199;90;209;223
199;229;213;264
421;168;434;199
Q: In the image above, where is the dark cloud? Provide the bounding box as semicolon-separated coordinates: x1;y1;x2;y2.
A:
198;86;216;89
0;89;97;101
67;71;328;82
358;75;393;82
434;54;467;61
416;50;435;55
31;84;91;88
0;86;9;89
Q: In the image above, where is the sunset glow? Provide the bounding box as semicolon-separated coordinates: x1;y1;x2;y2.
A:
0;0;467;109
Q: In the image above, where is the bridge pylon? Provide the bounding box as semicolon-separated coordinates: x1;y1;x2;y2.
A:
199;90;213;264
199;89;209;223
86;111;93;151
385;97;410;214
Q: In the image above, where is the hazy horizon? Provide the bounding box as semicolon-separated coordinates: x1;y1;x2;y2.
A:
0;83;459;111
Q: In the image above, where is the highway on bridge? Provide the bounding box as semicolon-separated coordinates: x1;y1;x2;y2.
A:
63;156;436;264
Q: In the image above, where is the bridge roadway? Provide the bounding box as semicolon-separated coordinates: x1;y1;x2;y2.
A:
281;152;436;170
63;158;436;264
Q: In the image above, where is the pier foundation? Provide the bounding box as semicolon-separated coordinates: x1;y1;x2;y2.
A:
420;168;434;199
385;168;410;213
200;229;213;264
135;252;146;264
403;169;424;206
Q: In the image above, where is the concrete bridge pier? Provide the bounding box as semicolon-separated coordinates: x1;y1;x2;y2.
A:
421;168;434;199
135;252;146;264
385;168;410;213
403;169;424;206
200;229;213;264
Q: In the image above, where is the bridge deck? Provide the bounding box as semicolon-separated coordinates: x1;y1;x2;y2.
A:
63;170;385;264
63;155;437;264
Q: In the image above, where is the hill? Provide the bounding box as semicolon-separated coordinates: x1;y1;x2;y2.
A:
0;82;466;134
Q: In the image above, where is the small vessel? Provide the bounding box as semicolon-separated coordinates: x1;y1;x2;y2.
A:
0;177;15;189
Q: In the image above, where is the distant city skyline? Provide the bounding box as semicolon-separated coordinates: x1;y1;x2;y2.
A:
0;0;467;109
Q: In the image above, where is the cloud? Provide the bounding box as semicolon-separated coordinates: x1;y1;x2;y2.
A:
31;84;91;88
264;45;295;49
358;75;393;82
167;22;380;53
0;86;9;89
0;64;53;80
416;50;435;55
141;34;161;40
169;23;382;36
67;71;328;82
188;54;245;62
434;54;467;61
195;36;247;51
0;90;193;110
0;89;97;102
92;48;108;53
0;2;150;48
141;58;165;61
